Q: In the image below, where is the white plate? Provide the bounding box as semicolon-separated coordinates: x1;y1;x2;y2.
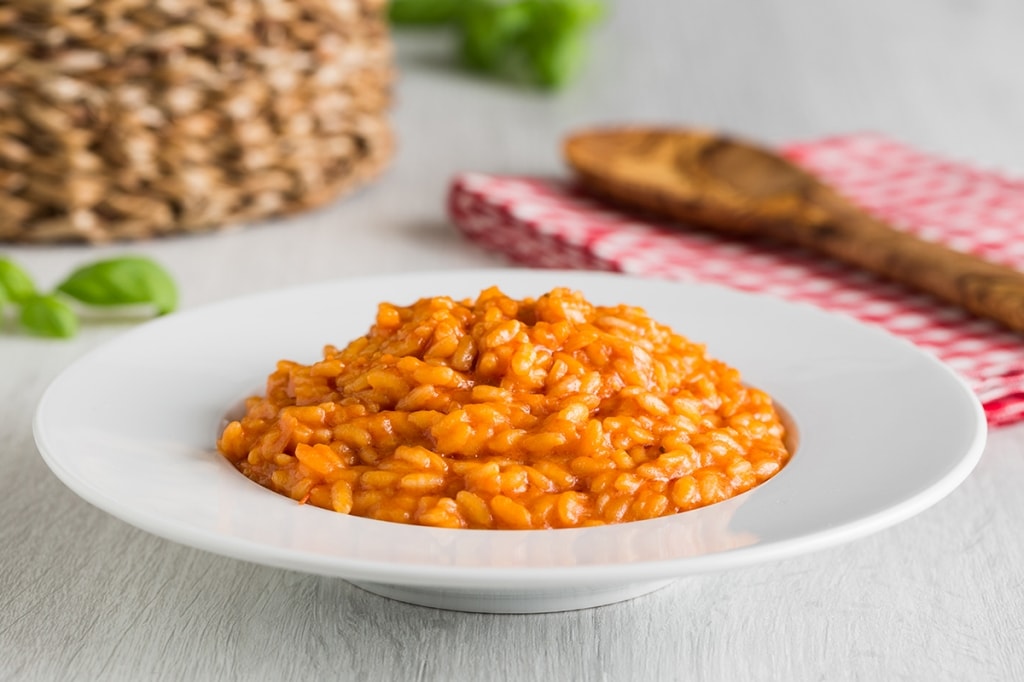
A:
34;269;986;613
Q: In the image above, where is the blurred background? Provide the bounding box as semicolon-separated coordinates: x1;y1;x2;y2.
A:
3;0;1023;307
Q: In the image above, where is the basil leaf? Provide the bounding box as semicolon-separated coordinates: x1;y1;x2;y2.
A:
391;0;604;89
19;295;79;339
522;0;603;87
527;26;585;87
0;257;37;303
389;0;460;24
56;256;178;315
460;2;532;73
456;0;603;88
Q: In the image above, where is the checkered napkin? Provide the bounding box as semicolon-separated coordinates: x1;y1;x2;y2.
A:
448;133;1024;426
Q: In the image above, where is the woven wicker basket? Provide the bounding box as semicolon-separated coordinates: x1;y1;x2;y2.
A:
0;0;394;243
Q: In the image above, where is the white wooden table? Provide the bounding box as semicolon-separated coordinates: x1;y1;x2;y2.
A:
4;2;1024;679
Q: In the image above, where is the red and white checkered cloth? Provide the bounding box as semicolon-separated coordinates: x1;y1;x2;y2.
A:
448;133;1024;426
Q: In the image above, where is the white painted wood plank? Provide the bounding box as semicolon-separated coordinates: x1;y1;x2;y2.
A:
3;1;1023;679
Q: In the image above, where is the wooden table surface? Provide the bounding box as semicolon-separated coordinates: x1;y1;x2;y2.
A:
4;2;1024;679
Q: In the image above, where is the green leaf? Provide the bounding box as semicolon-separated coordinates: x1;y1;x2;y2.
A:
456;0;604;88
459;1;532;73
521;0;603;87
19;295;78;338
56;256;178;315
526;25;585;87
389;0;460;24
0;257;37;303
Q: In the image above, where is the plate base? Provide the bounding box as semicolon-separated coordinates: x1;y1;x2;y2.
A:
349;579;676;613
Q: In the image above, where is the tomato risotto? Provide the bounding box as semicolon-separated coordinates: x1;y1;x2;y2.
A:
217;287;790;529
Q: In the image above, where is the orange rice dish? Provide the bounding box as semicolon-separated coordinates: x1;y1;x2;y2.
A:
217;287;790;530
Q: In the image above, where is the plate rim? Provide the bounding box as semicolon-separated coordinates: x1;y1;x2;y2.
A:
32;268;988;589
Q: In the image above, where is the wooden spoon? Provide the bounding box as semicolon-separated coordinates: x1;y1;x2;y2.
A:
564;126;1024;334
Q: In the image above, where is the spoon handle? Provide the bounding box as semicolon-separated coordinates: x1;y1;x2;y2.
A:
793;195;1024;333
564;126;1024;334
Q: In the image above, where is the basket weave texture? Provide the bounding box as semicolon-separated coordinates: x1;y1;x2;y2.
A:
0;0;394;243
